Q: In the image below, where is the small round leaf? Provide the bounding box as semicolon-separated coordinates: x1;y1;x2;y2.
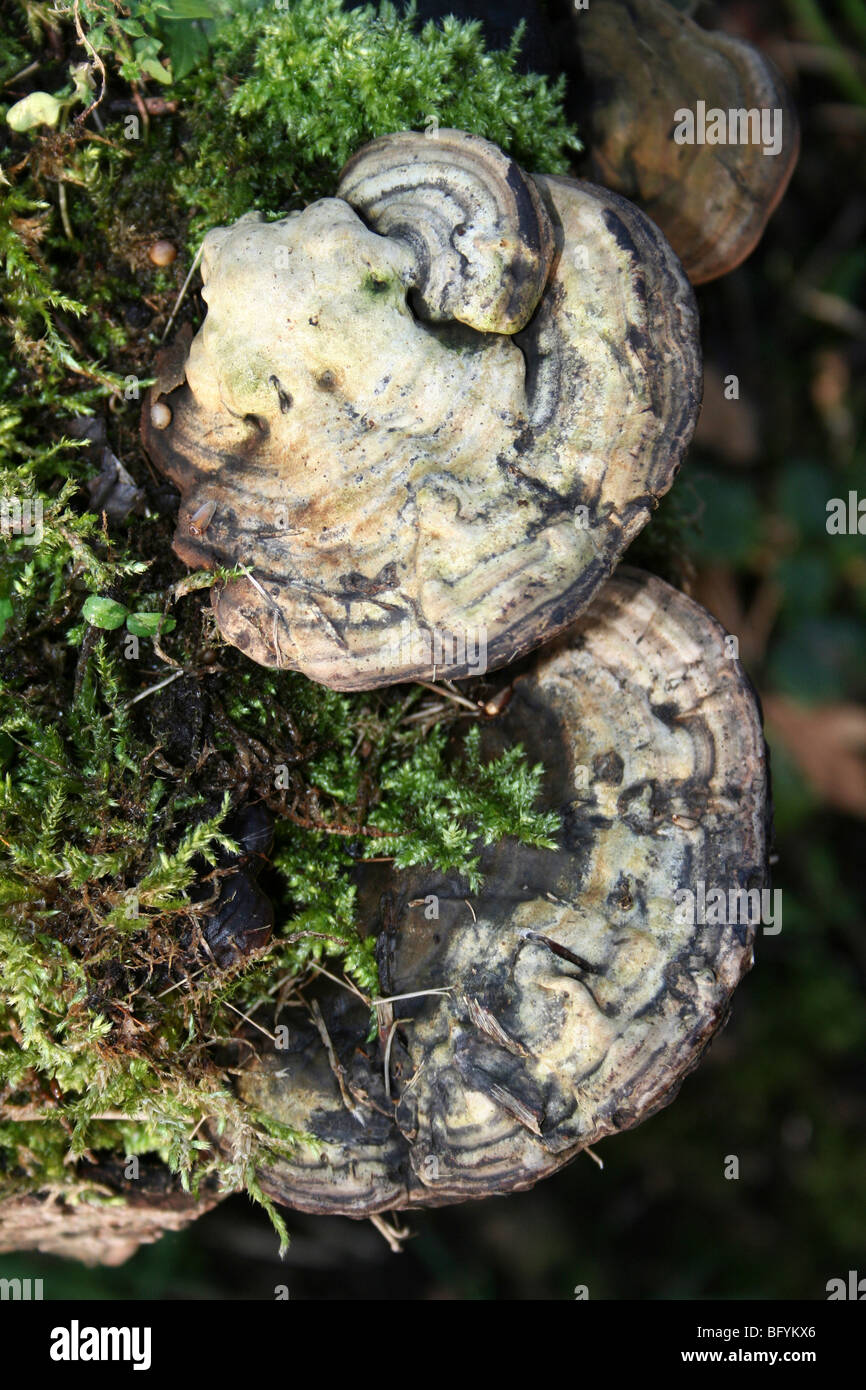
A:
6;91;64;132
82;596;128;630
126;611;176;637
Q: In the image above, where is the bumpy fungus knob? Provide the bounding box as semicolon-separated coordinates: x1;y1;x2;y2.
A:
337;129;555;333
570;0;800;284
142;130;701;689
216;570;769;1215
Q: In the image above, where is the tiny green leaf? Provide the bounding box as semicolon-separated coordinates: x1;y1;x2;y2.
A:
6;91;64;132
126;612;177;637
69;63;95;106
164;18;210;81
139;57;173;84
82;596;129;630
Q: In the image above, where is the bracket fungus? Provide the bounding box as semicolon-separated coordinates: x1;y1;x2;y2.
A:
217;570;769;1214
570;0;800;284
142;129;700;689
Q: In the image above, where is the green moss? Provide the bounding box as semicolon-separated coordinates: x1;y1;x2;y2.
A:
172;0;581;241
0;0;578;1233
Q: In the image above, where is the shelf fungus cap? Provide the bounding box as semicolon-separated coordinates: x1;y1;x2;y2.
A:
571;0;799;284
142;129;700;690
218;570;769;1215
337;129;556;334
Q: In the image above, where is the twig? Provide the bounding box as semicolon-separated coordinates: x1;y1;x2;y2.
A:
4;60;40;88
309;963;370;1005
310;999;365;1122
414;679;480;712
156;964;208;998
161;239;205;342
401;702;447;724
57;181;73;240
223;999;278;1045
71;0;107;126
122;669;184;709
372;987;451;1007
402;1058;427;1095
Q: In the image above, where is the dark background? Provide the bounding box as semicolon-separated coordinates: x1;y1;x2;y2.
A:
1;0;864;1299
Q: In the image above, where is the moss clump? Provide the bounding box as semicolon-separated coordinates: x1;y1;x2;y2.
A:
0;0;574;1234
174;0;581;238
69;0;582;257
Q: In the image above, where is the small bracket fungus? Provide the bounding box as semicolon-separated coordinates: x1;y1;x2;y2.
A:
570;0;800;284
216;570;769;1214
142;129;700;689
